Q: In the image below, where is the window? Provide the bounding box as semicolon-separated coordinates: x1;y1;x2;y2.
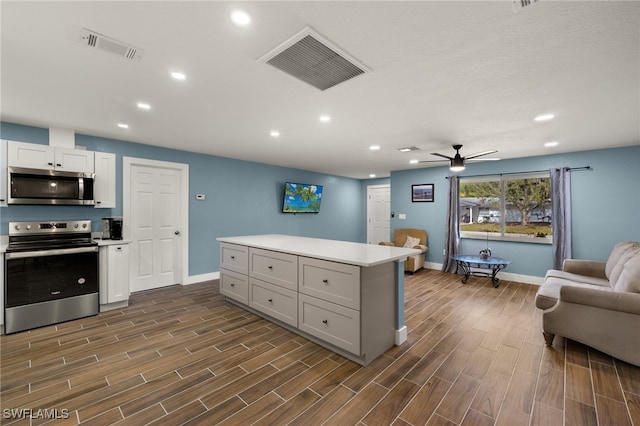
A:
459;173;552;243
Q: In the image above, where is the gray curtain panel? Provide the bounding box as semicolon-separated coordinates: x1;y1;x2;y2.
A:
550;167;572;270
442;175;461;273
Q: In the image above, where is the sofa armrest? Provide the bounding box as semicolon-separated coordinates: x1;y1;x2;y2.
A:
379;241;396;247
414;244;428;254
562;259;607;279
559;285;640;315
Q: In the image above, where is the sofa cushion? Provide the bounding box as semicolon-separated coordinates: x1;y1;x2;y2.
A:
545;270;610;287
609;245;640;288
403;235;421;248
606;241;640;279
614;254;640;293
535;276;613;310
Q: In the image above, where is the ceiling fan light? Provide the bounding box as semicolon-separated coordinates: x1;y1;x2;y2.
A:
450;157;465;172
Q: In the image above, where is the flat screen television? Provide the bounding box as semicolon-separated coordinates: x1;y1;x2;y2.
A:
283;182;323;213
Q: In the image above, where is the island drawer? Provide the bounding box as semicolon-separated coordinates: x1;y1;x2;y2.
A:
298;294;360;355
249;248;298;290
220;243;249;275
299;257;360;310
249;277;297;327
220;269;249;304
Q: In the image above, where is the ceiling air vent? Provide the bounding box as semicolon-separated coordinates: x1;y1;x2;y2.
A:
512;0;538;13
258;27;371;91
79;28;144;62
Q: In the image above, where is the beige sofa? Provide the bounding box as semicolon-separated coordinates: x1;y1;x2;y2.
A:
535;241;640;366
379;228;428;273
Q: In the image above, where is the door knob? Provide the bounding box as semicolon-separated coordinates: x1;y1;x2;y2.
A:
174;230;180;235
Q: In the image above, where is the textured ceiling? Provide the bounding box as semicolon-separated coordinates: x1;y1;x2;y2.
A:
1;1;639;178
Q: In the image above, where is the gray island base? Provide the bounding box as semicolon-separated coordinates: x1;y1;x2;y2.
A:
217;235;420;366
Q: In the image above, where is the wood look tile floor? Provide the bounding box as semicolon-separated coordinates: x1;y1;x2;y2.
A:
1;269;639;425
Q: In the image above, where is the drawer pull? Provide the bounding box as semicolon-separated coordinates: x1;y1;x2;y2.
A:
230;283;235;287
268;266;273;270
322;279;328;284
322;319;328;324
51;291;61;295
230;255;235;259
268;298;273;303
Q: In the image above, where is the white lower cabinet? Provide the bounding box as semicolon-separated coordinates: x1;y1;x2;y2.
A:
218;241;394;366
220;269;249;304
298;293;360;354
99;243;130;311
249;277;297;327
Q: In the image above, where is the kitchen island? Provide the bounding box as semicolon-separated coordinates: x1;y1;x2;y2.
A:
217;234;421;366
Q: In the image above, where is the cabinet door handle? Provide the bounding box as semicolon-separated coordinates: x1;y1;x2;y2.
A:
322;279;328;284
268;298;273;302
268;266;273;270
116;247;122;251
96;201;102;204
230;256;235;259
56;163;62;167
322;319;328;324
47;162;54;166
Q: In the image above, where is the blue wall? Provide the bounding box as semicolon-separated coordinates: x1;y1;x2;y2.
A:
389;145;640;277
3;121;638;279
1;122;365;276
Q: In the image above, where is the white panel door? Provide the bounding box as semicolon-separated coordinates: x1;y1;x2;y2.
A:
367;185;390;244
130;164;181;292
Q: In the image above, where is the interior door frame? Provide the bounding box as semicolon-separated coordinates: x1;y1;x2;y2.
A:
123;156;189;286
366;184;391;244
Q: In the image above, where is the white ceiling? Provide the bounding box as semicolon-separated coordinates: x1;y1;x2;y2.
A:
1;1;639;179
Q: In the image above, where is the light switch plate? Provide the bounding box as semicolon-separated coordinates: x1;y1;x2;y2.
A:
399;213;406;219
195;194;206;200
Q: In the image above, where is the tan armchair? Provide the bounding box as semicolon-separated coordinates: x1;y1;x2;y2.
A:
379;228;428;273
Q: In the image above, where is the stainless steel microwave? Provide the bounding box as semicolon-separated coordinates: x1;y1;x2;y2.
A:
8;167;95;205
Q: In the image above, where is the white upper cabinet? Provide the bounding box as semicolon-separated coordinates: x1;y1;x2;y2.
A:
94;152;116;208
0;140;7;207
54;147;95;173
8;141;94;173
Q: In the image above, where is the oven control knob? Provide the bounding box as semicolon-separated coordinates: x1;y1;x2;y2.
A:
74;224;79;228
82;224;87;229
14;225;21;231
25;225;31;230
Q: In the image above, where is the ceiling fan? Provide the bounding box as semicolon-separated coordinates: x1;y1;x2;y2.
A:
419;144;498;171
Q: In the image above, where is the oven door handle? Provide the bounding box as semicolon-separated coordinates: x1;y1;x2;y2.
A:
5;246;99;259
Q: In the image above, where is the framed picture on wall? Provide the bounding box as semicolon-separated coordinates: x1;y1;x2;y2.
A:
412;183;434;202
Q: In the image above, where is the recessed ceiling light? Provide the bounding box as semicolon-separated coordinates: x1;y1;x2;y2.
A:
369;174;376;178
270;130;280;137
534;113;555;122
171;71;186;80
544;141;559;147
117;123;129;129
369;145;380;151
137;102;151;110
319;115;331;123
231;10;251;26
410;159;419;164
399;148;412;153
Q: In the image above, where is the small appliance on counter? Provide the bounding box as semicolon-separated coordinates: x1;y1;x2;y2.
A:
101;217;123;240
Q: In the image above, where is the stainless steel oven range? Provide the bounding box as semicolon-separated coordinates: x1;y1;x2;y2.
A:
4;220;99;334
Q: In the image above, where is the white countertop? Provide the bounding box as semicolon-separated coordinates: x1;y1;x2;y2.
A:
0;235;7;254
217;234;421;267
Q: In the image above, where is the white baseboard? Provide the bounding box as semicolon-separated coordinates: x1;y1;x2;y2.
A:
184;271;219;285
423;263;543;286
395;326;407;345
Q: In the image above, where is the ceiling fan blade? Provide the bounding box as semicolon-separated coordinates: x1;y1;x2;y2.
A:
430;152;454;160
418;159;449;163
466;157;500;162
465;149;498;160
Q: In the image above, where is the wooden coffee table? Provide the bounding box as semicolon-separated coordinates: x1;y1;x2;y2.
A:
450;254;511;288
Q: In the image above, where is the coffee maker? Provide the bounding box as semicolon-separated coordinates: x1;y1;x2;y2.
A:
101;217;123;240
